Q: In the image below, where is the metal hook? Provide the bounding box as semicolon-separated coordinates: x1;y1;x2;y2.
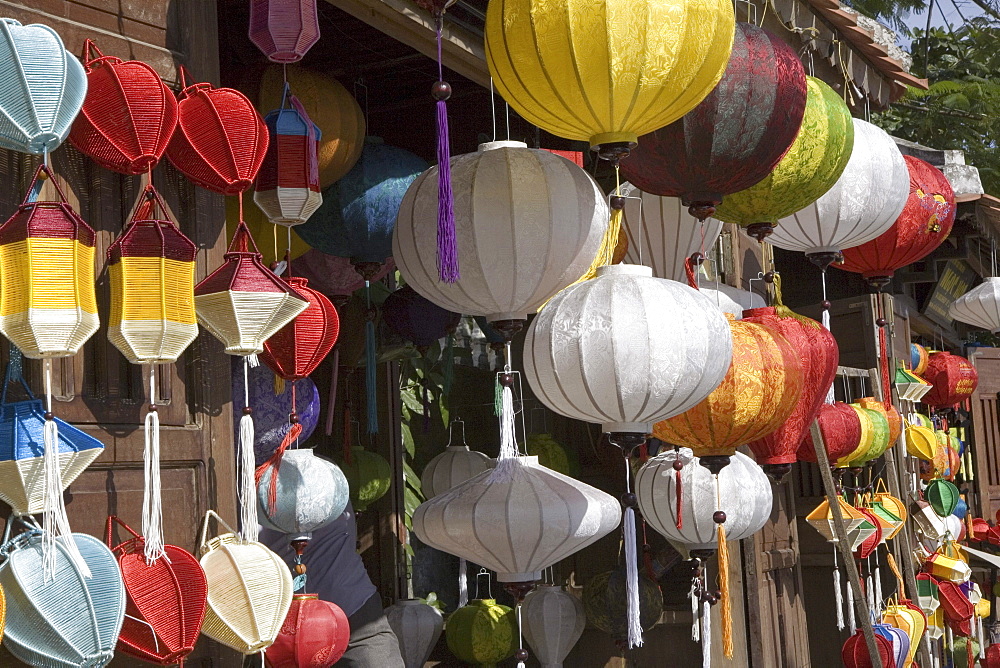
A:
446;418;467;447
475;568;493;600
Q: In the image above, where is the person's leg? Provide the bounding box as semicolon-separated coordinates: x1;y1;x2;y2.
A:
336;593;405;667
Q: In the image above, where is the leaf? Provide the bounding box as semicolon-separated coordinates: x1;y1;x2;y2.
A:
401;422;415;459
404;486;422;517
403;459;423;496
400;389;425;414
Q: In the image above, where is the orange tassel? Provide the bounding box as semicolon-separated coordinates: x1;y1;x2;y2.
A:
717;523;733;658
254;421;303;514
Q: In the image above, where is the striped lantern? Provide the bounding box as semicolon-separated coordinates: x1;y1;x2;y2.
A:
884;601;926;668
911;344;930;374
68;40;177;175
254;93;323;227
421;445;492;499
921;352;978;408
0;165;99;358
249;0;321;63
699;283;766;320
385;599;444;668
0;19;86;155
860;397;903;445
522;585;585;668
265;594;350;668
260;277;339;381
798;401;863;464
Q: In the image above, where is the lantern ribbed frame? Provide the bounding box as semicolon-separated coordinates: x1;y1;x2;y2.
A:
68;40;177;175
385;599;444;668
198;511;293;654
265;593;349;668
420;445;493;499
254;97;322;227
522;585;585;668
0;19;86;155
381;285;460;348
249;0;321;63
256;449;349;540
798;401;863;463
922;352;978;408
260;277;339;381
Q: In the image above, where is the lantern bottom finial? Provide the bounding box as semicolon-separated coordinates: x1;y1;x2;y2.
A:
503;581;537;603
864;275;893;293
761;463;793;482
806;251;843;271
607;432;647;454
698;455;731;475
687;202;719;222
592;141;635;164
490;318;525;344
689;549;717;560
745;223;775;242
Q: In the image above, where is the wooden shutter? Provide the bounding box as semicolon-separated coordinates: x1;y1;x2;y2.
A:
969;347;1000;520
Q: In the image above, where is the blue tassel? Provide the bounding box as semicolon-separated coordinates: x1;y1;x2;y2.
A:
366;318;378;434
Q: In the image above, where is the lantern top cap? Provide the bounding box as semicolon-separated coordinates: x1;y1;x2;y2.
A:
478;140;528;152
292;593;319;601
281;448;318;461
595;264;653;278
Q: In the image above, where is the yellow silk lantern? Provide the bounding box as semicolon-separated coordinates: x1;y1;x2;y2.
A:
906;424;936;460
835;405;874;467
485;0;735;156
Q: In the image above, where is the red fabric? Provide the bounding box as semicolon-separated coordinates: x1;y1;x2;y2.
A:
837;156;956;281
743;307;839;466
921;352;978;408
248;0;321;64
261;277;340;381
841;629;894;668
0;164;95;245
985;643;1000;668
797;401;862;463
266;594;350;668
971;517;990;541
195;222;307;298
542;149;584;167
937;580;974;636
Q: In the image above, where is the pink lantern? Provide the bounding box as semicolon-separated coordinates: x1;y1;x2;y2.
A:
249;0;321;64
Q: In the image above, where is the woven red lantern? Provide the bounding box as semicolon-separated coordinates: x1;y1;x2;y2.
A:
837;156;956;290
166;67;268;195
937;579;974;636
249;0;320;64
105;516;207;666
921;352;978;408
265;593;350;668
260;277;339;382
842;629;894;668
69;40;177;175
971;517;990;541
797;402;863;463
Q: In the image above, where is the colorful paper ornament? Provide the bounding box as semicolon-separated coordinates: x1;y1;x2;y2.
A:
853;507;882;559
69;40;177;175
232;363;319;466
385;599;444;668
883;601;925;668
249;0;321;63
226;195;311;267
265;594;350;668
921;352;978;408
798;402;863;464
260;277;339;381
806;497;869;543
381;285;460;348
911;344;930;374
872;624;909;668
256;449;349;540
338;446;391;512
895;366;932;402
522;585;585;668
445;598;517;666
582;568;662;642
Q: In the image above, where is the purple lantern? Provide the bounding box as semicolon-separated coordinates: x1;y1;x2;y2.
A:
248;0;321;64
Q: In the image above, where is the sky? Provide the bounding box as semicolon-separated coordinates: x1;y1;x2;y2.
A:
900;0;984;44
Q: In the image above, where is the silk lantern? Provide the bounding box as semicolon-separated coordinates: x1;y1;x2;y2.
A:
905;424;937;461
265;594;350;668
699;283;766;319
338;446;391;512
382;285;460;348
68;40;177;174
256;449;349;540
846;404;891;465
421;445;492;499
798;402;863;464
522;585;585;668
484;0;735;158
249;0;320;63
911;344;930;374
385;599;444;668
582;568;662;642
233;363;320;466
293;251;393;297
860;397;903;446
0;19;86;155
254;94;323;227
837;156;956;289
260;277;339;381
921;352;978;408
621;23;807;219
714;77;855;241
446;598;517;666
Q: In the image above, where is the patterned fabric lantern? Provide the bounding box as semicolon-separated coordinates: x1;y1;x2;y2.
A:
166;67;268;195
927;479;960;517
105;516;207;666
382;285;460;348
445;598;517;666
260;277;339;381
385;599;444;668
798;402;863;464
860;397;902;445
265;594;350;668
522;585;585;668
294;251;393;297
921;352;978;408
911;344;930;374
582;568;662;641
255;92;322;227
421;445;492;499
232;362;320;466
842;629;894;668
68;40;177;174
0;19;86;155
338;446;391;512
987;643;1000;667
714;77;855;241
837;157;956;288
256;449;349;540
484;0;735;157
249;0;320;63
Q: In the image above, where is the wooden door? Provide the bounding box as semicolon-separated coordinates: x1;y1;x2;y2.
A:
969;347;1000;520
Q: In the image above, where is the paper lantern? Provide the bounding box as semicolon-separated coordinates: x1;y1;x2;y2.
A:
842;629;894;668
525;434;579;478
582;568;662;640
166;68;268;195
621;23;807;210
293;251;393;297
420;445;492;499
0;164;99;358
698;283;766;320
265;594;349;668
714;77;855;241
938;580;974;635
884;601;926;668
105;516;207;666
385;599;444;668
522;585;585;668
68;40;177;174
195;222;309;356
395;141;607;323
636;449;772;551
921;352;978;408
523;264;732;434
927;479;960;517
853;507;882;559
249;0;320;63
872;624;909;668
844;404;891;466
233;363;320;466
484;0;735;156
413;456;620;583
260;277;339;381
0;19;86;155
907;424;938;460
198;511;293;654
837;156;956;288
445;599;517;666
107;185;198;364
254;96;323;227
256;449;349;539
911;344;930;374
382;285;460;348
798;402;863;464
769;119;909;257
338;446;391;512
0;529;125;667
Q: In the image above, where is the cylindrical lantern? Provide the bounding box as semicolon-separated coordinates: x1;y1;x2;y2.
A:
420;445;492;499
582;568;662;641
256;449;349;540
249;0;321;63
842;629;894;668
337;446;391;512
798;402;863;464
233;363;320;466
0;19;86;155
395;141;607;323
385;599;444;668
69;40;177;174
413;456;621;582
381;285;460;348
523;265;732;434
445;599;517;666
254;95;323;227
265;594;350;668
921;352;978;408
522;585;585;668
260;277;339;381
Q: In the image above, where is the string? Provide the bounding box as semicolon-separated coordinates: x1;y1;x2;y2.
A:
490;78;497;142
142;365;165;562
505;102;511;141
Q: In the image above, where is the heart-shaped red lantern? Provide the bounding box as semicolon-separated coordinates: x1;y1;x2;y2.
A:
797;401;862;463
166;67;268;195
260;276;339;381
921;352;978;408
266;593;350;668
842;629;894;668
105;516;207;665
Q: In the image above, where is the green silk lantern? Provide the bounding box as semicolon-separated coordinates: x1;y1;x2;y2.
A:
714;77;854;241
583;568;662;642
926;479;960;518
849;405;890;466
445;599;517;667
525;433;580;478
337;446;390;512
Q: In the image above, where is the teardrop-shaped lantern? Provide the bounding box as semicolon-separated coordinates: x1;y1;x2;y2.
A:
872;623;909;668
420;446;492;499
522;585;585;668
337;446;391;512
445;599;517;666
381;285;460;348
921;352;978;408
256;449;349;539
950;278;1000;333
254;94;323;227
265;593;349;668
260;277;339;381
249;0;321;64
385;599;444;668
798;402;863;464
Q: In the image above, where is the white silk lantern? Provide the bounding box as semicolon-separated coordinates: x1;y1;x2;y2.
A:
699;283;766;320
950;278;1000;333
523;264;732;433
385;599;444;668
393;141;608;323
522;585;585;668
256;448;349;540
421;445;492;499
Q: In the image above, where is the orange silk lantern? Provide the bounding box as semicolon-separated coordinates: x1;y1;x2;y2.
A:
921;352;978;408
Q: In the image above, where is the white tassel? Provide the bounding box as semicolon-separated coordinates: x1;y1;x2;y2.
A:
690;578;701;642
458;557;468;608
834;567;845;630
247;353;260;368
846;576;856;631
821;278;835;404
516;602;526;668
867;573;876;613
980;614;987;659
141;367;165;563
239;356;259;542
874;566;883;613
702;599;712;668
624;506;642;648
490;377;518;482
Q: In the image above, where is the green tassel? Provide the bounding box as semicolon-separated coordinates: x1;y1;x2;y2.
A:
493;374;502;416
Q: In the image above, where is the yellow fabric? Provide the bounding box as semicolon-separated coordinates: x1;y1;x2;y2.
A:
0;238;97;314
905;425;936;461
485;0;735;147
108;257;197;324
836;405;874;467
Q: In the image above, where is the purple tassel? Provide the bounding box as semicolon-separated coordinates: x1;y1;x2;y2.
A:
434;22;459;284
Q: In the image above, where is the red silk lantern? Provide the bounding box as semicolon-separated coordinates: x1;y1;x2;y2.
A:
260;277;339;381
921;352;978;408
842;629;894;668
69;40;177;175
743;307;838;479
837;156;956;289
265;593;350;668
797;402;863;463
249;0;321;64
106;516;207;666
166;67;268;195
986;643;1000;668
937;580;974;636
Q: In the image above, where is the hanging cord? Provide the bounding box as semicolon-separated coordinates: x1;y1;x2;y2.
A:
623;455;643;649
142;366;165;562
365;281;378;434
239;356;258;542
515;602;526;668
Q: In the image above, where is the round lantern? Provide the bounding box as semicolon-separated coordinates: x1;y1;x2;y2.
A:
620;23;807;213
911;344;930;374
249;0;320;64
921;352;978;408
484;0;735;156
953;638;980;668
847;404;891;465
927;479;960;517
842;629;894;668
69;40;177;174
420;445;492;499
768;119;909;257
0;19;86;155
337;446;391;512
166;68;268;195
265;594;350;668
293;251;393;297
582;568;662;641
714;77;855;241
254;95;323;227
0;164;99;358
382;285;460;348
859;397;903;447
260;277;339;381
905;424;937;461
525;434;579;478
413;456;620;583
698;283;766;320
523;264;732;434
232;362;320;466
385;599;444;668
837;156;956;288
446;598;517;666
798;402;863;464
987;643;1000;667
521;585;585;668
395;141;608;326
105;516;207;666
256;449;349;539
636;449;772;552
953;497;968;519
